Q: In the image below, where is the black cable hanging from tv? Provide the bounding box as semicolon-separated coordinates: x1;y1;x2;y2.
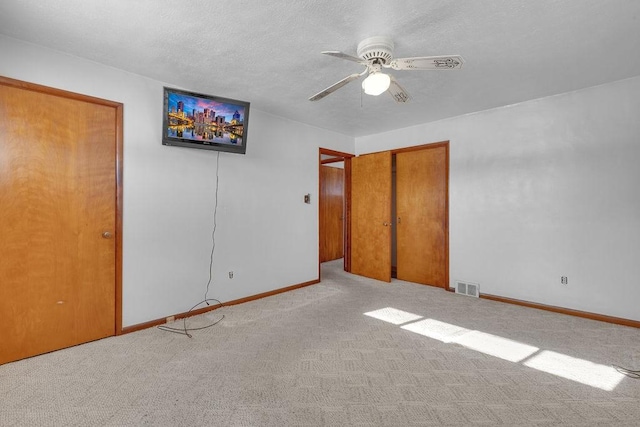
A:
158;151;225;337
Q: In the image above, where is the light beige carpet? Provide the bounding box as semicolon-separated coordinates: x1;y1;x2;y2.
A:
2;260;640;426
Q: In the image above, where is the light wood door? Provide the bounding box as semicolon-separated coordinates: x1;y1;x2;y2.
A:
351;151;392;282
0;81;117;364
319;165;344;262
396;146;448;287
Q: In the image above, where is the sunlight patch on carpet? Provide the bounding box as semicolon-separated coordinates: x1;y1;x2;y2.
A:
456;330;539;363
401;318;468;343
523;350;624;391
401;319;538;362
366;307;623;390
363;307;423;325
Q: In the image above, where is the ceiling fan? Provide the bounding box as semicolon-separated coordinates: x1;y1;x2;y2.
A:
309;36;464;103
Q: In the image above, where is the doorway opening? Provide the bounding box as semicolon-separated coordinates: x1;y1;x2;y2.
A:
318;148;354;278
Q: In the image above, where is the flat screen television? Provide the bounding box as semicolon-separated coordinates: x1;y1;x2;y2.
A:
162;87;250;155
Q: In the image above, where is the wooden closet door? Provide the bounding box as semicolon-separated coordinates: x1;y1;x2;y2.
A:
396;146;448;287
0;80;118;364
351;151;392;282
319;165;344;262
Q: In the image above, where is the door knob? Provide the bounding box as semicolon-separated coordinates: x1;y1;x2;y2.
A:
102;231;113;239
383;222;389;226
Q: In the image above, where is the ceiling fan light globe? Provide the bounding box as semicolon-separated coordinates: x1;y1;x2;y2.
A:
362;72;391;96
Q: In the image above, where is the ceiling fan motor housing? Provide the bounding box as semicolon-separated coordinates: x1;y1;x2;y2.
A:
357;36;394;65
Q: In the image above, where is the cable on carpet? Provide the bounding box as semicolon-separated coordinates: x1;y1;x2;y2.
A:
158;151;225;338
612;365;640;379
157;298;225;338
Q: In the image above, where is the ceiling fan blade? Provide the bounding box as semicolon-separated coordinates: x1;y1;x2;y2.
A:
387;75;410;103
322;51;366;64
389;55;465;71
309;73;362;101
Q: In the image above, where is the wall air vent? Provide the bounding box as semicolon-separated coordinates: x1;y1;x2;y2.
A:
455;280;480;298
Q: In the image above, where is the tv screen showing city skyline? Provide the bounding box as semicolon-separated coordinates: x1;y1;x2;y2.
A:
163;87;249;154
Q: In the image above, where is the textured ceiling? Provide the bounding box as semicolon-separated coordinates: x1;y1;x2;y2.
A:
1;0;639;137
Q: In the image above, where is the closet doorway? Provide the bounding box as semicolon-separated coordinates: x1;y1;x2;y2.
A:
351;142;449;288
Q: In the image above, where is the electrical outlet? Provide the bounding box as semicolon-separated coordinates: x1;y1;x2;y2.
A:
561;276;568;285
229;271;234;279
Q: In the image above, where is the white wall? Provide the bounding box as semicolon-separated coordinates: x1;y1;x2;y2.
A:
4;32;639;325
0;35;354;327
356;76;640;322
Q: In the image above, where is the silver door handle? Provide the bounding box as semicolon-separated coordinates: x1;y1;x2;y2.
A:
102;231;113;239
383;222;389;226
